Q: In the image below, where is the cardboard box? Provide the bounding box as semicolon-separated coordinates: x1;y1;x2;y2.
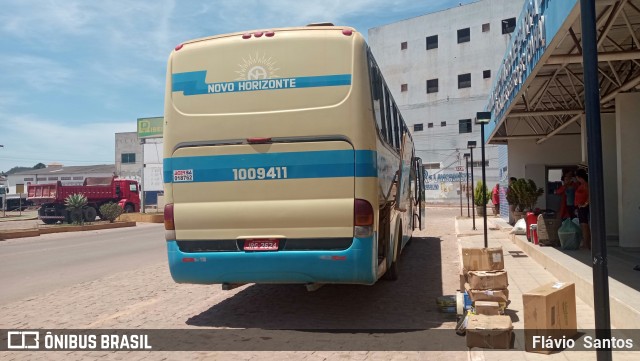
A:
467;270;509;290
475;301;500;315
461;247;504;273
523;282;577;353
465;283;509;303
466;314;513;349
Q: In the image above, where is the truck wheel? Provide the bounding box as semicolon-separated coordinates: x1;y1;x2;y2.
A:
69;209;83;224
124;204;134;213
38;207;57;224
84;207;97;222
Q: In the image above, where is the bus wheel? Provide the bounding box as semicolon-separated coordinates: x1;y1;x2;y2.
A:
384;223;401;281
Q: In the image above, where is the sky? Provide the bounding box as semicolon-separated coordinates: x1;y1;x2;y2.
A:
0;0;469;173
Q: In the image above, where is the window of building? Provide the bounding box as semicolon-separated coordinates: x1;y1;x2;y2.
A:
459;119;472;133
414;123;423;132
72;176;84;180
423;162;441;170
502;18;516;34
457;28;470;43
482;23;490;32
426;35;438;50
61;177;71;180
121;153;136;164
472;160;490;167
401;83;408;92
483;70;491;79
458;73;471;89
426;78;439;93
36;177;47;181
427;123;434;128
440;121;446;127
23;177;34;181
48;177;58;181
401;41;407;50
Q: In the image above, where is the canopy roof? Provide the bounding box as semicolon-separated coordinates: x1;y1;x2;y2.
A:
486;0;640;144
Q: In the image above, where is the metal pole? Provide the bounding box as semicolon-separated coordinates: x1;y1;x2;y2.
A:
580;0;611;359
466;158;470;217
459;172;463;217
481;124;488;248
470;148;476;230
141;139;146;214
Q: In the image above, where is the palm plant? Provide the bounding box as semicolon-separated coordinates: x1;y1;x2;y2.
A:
511;178;543;211
65;193;87;225
473;181;490;207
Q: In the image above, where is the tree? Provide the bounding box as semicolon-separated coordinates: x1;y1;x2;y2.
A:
33;163;46;169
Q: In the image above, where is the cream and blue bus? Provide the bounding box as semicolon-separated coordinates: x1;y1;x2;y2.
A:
163;24;425;289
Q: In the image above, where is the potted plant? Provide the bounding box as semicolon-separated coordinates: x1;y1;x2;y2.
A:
511;178;544;214
506;181;519;223
474;181;490;216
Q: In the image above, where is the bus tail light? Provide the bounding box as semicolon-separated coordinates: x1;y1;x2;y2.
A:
242;33;251;39
164;203;175;230
342;29;353;36
265;31;275;37
354;199;373;238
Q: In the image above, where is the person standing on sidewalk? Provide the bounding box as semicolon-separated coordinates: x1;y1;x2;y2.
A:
491;183;500;216
555;172;578;220
575;169;590;250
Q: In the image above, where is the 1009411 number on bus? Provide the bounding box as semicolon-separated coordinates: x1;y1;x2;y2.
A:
232;167;288;181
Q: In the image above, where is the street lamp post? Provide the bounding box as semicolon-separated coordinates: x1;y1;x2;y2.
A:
467;141;476;231
476;112;492;248
464;153;470;217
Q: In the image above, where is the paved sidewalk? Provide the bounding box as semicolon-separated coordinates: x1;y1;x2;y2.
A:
455;215;637;360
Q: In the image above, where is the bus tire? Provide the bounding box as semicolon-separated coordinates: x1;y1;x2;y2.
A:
384;222;401;281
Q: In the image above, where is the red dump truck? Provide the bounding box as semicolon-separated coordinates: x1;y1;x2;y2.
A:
27;176;141;224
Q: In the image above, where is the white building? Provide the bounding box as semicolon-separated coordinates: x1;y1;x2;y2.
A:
368;0;524;204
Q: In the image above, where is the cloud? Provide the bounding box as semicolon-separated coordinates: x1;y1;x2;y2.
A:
0;55;73;91
0;113;135;172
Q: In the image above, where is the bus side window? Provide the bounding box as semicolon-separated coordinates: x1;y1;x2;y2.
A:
374;68;387;140
392;103;400;150
384;87;393;146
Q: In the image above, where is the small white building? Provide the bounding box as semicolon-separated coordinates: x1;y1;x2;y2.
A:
368;0;525;204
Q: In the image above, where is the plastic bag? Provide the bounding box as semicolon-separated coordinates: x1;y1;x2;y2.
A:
558;218;582;250
510;218;527;235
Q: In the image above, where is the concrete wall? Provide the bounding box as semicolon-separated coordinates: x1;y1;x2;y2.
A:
115;132;142;182
368;0;524;203
507;135;582;210
615;93;640;248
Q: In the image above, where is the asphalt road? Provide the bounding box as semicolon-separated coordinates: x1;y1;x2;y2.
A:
0;223;166;305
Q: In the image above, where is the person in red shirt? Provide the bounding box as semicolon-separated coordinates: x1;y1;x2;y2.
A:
491;183;500;216
555;172;578;219
575;168;590;250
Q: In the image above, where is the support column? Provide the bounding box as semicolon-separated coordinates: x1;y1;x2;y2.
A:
616;93;640;248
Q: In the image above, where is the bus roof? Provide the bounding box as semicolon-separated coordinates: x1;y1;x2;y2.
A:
176;25;358;47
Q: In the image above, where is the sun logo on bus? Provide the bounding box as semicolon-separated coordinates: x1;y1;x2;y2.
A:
235;53;280;80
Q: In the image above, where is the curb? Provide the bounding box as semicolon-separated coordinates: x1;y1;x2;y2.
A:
0;221;137;240
509;232;640;329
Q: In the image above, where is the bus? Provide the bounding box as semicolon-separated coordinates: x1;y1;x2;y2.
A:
163;24;425;289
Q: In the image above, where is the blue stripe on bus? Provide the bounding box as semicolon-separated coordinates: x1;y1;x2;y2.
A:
172;71;351;96
164;150;377;183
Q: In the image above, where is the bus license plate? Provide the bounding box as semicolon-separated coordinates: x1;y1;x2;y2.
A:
244;239;279;251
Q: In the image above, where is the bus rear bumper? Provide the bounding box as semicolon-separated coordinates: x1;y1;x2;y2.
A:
166;236;377;285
